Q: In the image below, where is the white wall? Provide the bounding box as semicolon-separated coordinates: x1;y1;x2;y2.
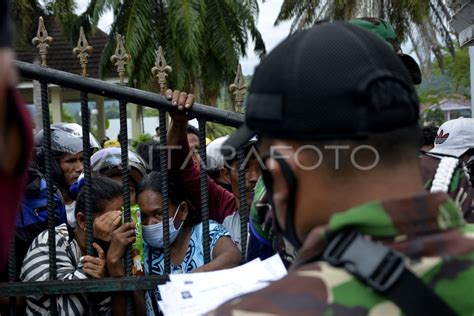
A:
106;117;199;140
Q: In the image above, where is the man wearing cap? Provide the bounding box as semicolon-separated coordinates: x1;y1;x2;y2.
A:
210;22;474;315
421;118;474;222
206;136;233;192
165;96;260;252
244;16;424;266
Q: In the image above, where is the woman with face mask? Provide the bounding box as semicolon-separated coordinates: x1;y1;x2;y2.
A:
107;171;241;315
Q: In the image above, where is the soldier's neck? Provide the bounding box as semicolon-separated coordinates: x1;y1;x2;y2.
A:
298;162;425;239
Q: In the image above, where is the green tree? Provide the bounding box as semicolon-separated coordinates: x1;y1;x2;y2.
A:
272;0;457;70
99;0;265;106
442;47;470;93
422;106;445;126
131;133;153;150
12;0;116;45
206;122;235;140
63;108;77;123
14;1;264;111
144;108;159;117
418;45;470;105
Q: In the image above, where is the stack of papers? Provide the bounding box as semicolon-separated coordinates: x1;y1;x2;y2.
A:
158;254;288;315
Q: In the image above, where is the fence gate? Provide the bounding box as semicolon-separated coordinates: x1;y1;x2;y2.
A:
0;18;249;316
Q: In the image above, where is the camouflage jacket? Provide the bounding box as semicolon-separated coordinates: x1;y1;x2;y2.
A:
211;192;474;316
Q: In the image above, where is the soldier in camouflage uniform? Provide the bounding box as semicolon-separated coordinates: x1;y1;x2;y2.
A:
246;17;425;265
211;21;474;315
422;118;474;222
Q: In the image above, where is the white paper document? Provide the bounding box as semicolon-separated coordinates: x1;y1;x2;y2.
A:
157;254;287;316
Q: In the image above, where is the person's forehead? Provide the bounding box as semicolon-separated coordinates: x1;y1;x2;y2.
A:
138;189;162;206
187;133;199;140
61;151;84;160
103;196;123;213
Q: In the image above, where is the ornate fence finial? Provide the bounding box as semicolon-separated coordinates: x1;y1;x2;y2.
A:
229;64;247;113
73;26;93;77
110;34;130;85
151;46;172;94
32;17;53;67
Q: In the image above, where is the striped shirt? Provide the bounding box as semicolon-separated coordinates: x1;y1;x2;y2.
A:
20;223;111;315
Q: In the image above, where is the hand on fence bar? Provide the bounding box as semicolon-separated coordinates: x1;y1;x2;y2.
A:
107;222;136;277
166;89;197;163
83;243;107;278
166;89;195;120
93;210;122;242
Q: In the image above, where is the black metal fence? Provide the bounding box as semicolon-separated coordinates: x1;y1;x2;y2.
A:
0;60;247;315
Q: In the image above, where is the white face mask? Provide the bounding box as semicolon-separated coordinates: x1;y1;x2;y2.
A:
142;203;184;248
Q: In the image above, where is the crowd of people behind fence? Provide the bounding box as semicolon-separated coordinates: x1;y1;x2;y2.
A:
1;3;474;315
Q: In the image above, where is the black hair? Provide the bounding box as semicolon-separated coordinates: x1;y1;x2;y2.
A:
208;168;221;179
186;125;199;137
421;125;438;148
136;140;161;172
75;177;122;216
155;126;160;133
137;171;200;225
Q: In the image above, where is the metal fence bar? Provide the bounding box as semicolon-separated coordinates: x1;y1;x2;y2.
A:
80;91;98;316
41;80;58;316
81;91;94;257
7;60;251;308
159;111;171;274
0;276;169;297
237;149;248;260
16;61;244;128
118;99;134;316
119;99;132;275
198;119;211;264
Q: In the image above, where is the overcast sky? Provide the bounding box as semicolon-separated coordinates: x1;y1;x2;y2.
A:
75;0;291;75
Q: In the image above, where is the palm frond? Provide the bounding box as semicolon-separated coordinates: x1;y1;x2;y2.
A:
100;0;265;106
275;0;457;69
12;0;42;45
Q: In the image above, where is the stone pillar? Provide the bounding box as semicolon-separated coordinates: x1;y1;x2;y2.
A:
96;96;106;142
130;104;144;139
50;87;63;123
32;79;43;131
470;46;474;118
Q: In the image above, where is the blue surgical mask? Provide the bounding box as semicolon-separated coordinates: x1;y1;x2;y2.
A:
142;203;184;248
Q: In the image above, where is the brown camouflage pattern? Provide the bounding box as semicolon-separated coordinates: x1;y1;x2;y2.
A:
210;192;474;316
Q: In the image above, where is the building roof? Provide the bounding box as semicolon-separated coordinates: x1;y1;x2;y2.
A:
15;15;114;79
430;99;470;111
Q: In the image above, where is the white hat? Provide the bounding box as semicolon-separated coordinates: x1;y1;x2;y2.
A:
206;136;229;170
430;118;474;157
